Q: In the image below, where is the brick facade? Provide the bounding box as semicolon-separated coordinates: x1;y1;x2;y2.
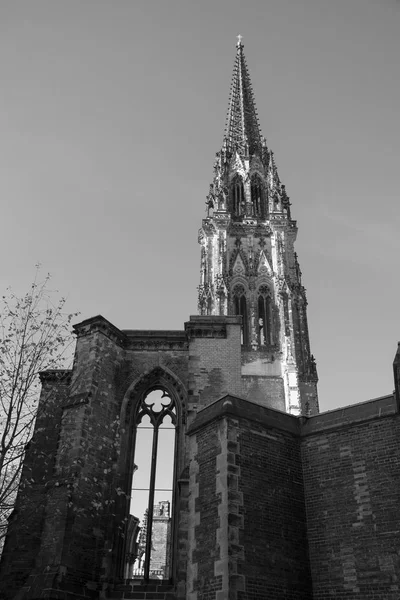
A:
0;316;399;600
302;397;400;599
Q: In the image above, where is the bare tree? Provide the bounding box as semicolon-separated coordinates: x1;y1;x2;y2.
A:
0;269;77;546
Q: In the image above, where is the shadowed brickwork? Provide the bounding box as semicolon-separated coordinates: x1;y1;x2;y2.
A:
188;396;312;600
0;371;71;600
302;396;400;599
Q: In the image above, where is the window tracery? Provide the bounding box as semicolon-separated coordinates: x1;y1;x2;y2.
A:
251;175;263;217
231;176;244;216
258;285;273;346
232;284;249;345
282;292;290;337
127;388;177;581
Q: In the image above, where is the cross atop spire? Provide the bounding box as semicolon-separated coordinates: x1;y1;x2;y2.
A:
224;38;262;156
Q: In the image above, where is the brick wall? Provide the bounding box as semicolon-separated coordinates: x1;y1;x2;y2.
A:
302;396;400;599
0;316;192;599
2;309;399;600
236;415;312;599
186;316;242;410
189;421;223;600
241;374;285;411
0;371;71;600
187;396;312;600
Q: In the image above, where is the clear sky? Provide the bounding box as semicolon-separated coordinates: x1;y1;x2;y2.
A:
0;0;399;412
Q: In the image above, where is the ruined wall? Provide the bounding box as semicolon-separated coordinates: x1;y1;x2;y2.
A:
56;319;190;593
302;395;400;599
0;371;71;600
2;311;399;600
187;396;312;600
0;316;191;600
187;418;223;600
20;318;128;597
234;404;312;600
186;316;242;409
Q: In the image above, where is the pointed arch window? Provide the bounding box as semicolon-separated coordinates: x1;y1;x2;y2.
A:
258;286;273;346
206;294;212;316
251;175;263;217
231;176;244;216
217;290;225;316
233;284;249;346
127;388;177;581
282;292;290;337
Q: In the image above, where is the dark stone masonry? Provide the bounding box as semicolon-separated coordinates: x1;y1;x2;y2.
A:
1;39;399;600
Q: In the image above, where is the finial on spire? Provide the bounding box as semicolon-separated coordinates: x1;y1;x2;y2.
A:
224;39;262;156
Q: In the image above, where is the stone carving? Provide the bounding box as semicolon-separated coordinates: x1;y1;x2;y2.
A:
233;254;245;275
257;251;272;277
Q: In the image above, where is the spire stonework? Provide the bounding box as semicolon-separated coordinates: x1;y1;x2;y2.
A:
198;39;319;415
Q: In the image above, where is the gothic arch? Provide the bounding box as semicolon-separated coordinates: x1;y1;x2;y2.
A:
230;174;245;217
250;173;264;217
231;282;250;346
116;366;187;581
229;152;246;179
121;366;187;429
256;283;273;297
257;284;274;347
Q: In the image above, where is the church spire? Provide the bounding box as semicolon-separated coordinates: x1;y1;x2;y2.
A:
224;36;262;156
198;39;319;416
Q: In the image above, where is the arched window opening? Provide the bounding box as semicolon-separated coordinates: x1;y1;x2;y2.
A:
217;292;225;316
251;176;263;217
127;389;177;581
282;293;290;337
231;177;244;216
206;294;212;315
258;286;273;346
233;285;249;346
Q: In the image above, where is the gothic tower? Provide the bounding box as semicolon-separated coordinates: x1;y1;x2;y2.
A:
198;38;319;415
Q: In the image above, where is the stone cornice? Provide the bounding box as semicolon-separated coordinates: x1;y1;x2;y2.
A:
73;315;127;346
187;394;300;436
123;330;188;351
187;393;398;438
73;317;189;350
185;315;241;339
228;222;272;237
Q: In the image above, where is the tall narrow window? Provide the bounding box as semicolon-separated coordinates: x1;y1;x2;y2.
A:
233;285;249;346
258;286;273;346
127;389;176;581
231;176;244;216
282;293;290;336
217;291;225;315
207;294;212;315
251;175;263;217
